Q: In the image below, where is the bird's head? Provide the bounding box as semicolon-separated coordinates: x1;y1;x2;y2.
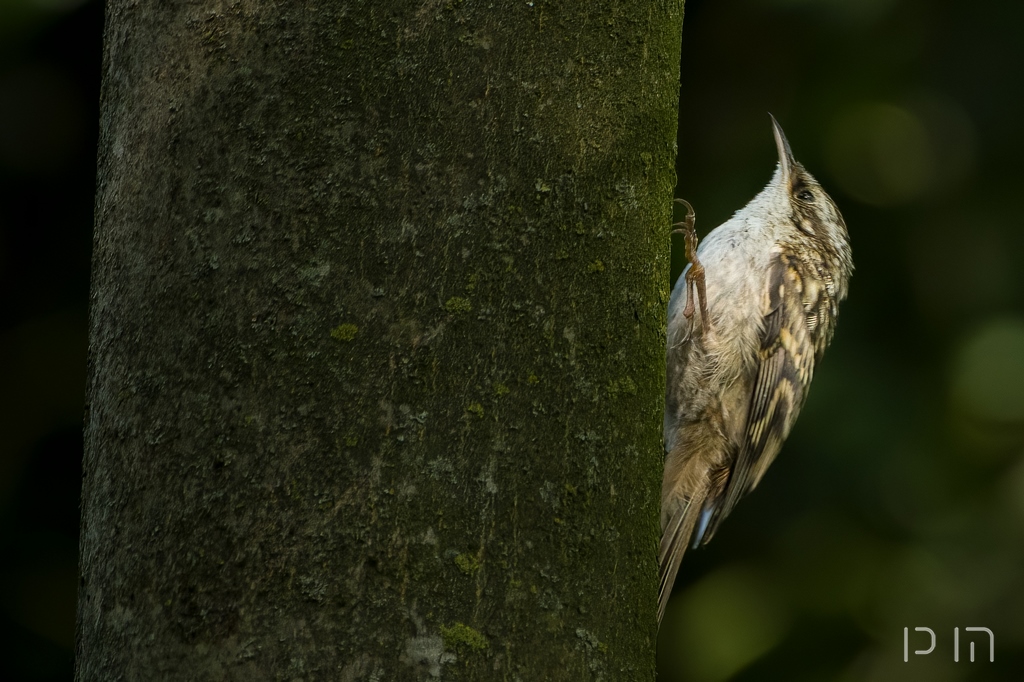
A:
766;115;851;262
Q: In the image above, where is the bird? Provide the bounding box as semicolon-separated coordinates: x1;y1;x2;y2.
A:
659;116;853;624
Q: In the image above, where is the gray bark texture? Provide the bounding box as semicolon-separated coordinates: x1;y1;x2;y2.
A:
78;1;684;680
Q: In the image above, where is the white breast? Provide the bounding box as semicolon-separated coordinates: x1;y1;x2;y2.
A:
670;212;774;377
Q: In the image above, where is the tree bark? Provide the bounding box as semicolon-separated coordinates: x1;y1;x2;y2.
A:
78;1;683;680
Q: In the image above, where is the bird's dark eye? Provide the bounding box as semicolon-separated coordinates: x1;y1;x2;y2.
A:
797;190;815;202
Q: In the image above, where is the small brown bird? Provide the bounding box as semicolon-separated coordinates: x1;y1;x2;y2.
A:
659;116;853;623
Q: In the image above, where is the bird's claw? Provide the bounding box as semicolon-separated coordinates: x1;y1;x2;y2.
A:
672;199;711;334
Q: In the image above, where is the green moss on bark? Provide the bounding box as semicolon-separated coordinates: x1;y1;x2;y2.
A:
441;623;489;652
330;323;359;341
80;1;685;680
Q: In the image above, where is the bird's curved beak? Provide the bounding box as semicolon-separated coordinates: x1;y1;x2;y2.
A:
769;113;795;183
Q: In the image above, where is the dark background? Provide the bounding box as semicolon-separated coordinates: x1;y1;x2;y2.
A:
1;0;100;680
2;0;1022;680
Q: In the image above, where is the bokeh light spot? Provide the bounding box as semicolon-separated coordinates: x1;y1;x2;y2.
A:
950;317;1024;424
659;566;790;682
825;103;934;206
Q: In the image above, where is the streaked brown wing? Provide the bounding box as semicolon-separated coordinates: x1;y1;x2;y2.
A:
702;254;824;542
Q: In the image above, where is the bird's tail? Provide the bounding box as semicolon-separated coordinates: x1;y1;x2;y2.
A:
658;446;722;625
658;492;706;624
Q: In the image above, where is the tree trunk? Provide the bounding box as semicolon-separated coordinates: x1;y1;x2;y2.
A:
78;1;683;679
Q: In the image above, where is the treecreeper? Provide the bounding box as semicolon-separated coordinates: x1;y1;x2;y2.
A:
660;116;853;623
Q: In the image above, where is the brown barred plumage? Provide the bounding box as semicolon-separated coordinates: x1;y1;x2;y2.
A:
659;117;853;624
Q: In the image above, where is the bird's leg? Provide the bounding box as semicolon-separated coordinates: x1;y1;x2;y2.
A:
672;198;711;333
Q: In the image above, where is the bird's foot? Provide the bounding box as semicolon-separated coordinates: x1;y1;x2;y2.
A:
672;198;711;333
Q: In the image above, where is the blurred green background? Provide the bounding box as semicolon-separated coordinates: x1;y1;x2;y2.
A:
1;0;1022;680
660;0;1024;680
